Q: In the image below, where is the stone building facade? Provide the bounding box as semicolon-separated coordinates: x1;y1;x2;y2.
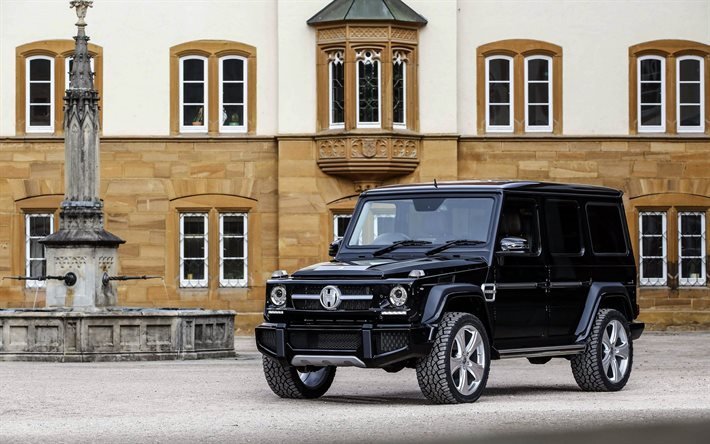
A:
1;0;709;333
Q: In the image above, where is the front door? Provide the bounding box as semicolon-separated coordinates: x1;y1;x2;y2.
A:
492;197;548;350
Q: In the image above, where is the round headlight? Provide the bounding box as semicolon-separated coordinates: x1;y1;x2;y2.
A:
389;285;408;307
270;286;287;306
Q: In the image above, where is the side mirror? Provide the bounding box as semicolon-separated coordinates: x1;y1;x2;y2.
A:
499;237;529;253
328;239;342;257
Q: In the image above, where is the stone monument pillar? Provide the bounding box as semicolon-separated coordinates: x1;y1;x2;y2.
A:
41;0;124;309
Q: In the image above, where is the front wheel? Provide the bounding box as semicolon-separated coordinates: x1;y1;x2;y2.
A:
416;312;491;404
262;355;336;399
571;308;633;391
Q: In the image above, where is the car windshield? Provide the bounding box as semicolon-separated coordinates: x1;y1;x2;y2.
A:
346;196;496;248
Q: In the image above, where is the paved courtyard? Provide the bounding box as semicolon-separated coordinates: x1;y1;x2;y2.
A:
1;332;709;443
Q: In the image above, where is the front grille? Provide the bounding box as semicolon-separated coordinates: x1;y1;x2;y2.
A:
289;331;361;351
374;331;409;354
257;329;277;352
292;285;374;296
292;299;372;311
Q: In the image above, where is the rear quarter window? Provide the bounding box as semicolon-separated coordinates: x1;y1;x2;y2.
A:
545;199;583;255
586;203;628;255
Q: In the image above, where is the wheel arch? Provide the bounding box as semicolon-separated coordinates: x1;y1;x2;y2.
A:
420;284;493;339
575;282;634;343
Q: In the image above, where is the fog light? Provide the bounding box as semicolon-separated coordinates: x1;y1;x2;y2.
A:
389;285;408;307
270;286;287;306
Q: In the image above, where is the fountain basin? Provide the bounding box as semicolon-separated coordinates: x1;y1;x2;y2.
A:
0;308;235;362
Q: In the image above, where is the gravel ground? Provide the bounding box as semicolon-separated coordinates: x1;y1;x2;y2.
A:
1;332;709;443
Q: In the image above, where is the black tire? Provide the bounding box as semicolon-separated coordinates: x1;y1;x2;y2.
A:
571;308;634;392
416;312;491;404
262;355;336;399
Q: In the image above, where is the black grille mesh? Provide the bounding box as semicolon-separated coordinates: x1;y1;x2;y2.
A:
292;299;372;311
289;331;361;351
375;331;409;353
293;285;373;295
257;330;277;352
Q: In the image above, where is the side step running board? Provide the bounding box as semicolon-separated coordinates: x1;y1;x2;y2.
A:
498;344;585;359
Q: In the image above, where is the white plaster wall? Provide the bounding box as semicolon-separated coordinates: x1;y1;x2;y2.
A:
457;0;710;135
0;0;278;136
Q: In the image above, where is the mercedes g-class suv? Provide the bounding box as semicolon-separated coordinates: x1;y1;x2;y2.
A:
256;181;645;404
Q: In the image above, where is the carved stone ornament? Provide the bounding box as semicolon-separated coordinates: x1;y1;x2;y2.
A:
316;136;420;190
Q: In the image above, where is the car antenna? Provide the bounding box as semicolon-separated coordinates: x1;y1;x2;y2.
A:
434;178;438;188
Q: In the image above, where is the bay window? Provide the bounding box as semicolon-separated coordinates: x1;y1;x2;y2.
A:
356;49;381;128
329;51;345;128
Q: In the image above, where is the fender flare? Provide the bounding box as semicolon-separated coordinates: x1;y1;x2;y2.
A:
574;282;634;343
420;283;490;327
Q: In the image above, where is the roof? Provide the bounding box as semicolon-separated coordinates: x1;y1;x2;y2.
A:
363;180;623;196
307;0;427;26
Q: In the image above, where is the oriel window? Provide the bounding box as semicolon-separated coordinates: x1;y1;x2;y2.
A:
356;49;381;128
179;56;208;133
393;51;407;128
26;56;54;133
329;51;345;128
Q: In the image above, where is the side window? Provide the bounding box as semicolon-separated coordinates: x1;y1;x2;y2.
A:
545;199;583;255
497;198;540;254
587;203;628;254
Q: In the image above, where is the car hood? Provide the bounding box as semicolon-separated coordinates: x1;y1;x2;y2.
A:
290;256;488;279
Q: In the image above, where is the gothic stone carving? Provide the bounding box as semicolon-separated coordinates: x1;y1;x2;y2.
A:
351;139;388;158
318;139;346;158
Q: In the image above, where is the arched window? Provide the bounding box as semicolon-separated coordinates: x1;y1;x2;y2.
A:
179;56;208;133
629;40;710;134
477;39;562;134
485;55;514;132
677;55;704;133
356;49;382;128
392;51;407;128
170;40;257;135
219;56;247;133
26;56;54;133
637;55;666;133
328;50;345;128
16;40;103;136
524;55;552;132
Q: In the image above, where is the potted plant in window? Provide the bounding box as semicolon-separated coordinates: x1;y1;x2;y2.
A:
192;107;204;126
225;111;240;126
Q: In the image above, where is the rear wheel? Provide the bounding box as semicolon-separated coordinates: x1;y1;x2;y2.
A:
262;355;336;399
416;312;491;404
571;308;633;391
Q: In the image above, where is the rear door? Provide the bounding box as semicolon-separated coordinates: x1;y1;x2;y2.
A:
492;196;548;349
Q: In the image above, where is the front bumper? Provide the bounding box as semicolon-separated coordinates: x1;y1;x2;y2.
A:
255;322;435;368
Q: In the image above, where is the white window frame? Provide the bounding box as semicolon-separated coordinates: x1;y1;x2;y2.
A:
65;57;95;90
676;55;705;133
218;55;247;134
333;214;352;242
356;50;382;129
328;51;345;129
485;55;514;133
25;213;54;288
179;213;208;288
638;55;666;133
678;211;706;286
219;213;248;288
639;211;668;286
524;55;553;132
26;56;55;133
179;55;208;134
393;51;407;129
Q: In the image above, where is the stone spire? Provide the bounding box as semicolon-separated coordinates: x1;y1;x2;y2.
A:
41;1;123;309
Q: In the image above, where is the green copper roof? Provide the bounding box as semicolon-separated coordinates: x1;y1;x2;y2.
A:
307;0;427;26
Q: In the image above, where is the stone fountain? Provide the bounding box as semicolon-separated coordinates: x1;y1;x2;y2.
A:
0;1;236;361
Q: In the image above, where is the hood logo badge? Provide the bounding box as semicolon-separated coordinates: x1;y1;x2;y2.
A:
320;285;342;310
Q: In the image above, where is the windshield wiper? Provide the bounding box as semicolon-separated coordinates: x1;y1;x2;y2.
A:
425;239;487;256
373;240;432;257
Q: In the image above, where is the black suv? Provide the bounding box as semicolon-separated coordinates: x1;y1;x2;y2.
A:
256;181;645;404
